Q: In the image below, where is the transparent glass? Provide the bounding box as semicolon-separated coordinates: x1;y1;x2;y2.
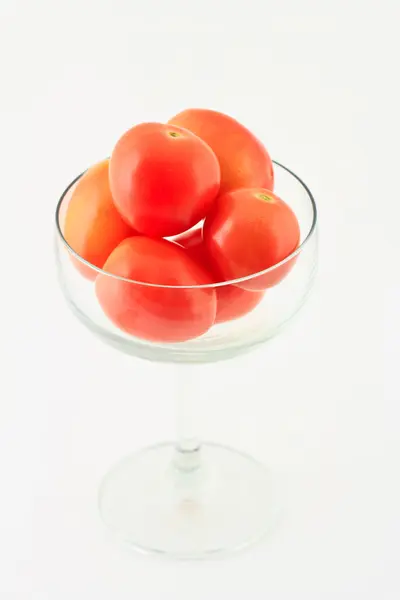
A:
55;160;318;558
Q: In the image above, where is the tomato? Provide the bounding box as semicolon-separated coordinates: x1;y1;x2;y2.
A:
109;123;220;238
95;237;217;343
203;189;300;291
214;284;265;324
168;108;274;195
174;228;265;323
63;159;134;280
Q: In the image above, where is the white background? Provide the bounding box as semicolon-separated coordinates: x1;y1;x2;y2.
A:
0;0;397;598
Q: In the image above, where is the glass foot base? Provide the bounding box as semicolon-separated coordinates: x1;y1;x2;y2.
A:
98;442;280;558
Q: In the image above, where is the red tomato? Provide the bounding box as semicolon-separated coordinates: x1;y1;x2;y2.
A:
109;123;220;238
174;228;265;324
214;284;264;324
95;237;217;343
63;159;134;280
203;189;300;291
168;108;274;195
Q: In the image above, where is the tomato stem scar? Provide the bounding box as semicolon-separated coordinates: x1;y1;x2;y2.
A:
257;193;274;202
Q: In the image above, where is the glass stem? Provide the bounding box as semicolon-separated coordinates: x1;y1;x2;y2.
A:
174;365;201;472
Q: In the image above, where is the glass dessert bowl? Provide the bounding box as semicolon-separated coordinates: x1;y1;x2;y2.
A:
55;160;318;558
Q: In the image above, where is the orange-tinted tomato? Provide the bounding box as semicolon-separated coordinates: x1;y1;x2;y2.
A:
109;123;220;238
204;189;300;291
168;108;274;195
95;237;217;343
174;228;264;324
63;159;134;280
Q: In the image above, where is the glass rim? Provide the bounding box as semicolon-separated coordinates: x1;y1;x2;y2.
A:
55;160;317;290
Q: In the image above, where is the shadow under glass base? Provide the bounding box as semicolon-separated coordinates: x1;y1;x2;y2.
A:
98;442;280;559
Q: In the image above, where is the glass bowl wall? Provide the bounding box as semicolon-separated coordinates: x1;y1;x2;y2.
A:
55;161;317;363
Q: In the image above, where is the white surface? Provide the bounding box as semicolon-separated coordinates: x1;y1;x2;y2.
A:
0;0;397;598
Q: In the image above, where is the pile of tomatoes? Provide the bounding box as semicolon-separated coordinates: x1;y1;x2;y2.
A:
64;109;300;343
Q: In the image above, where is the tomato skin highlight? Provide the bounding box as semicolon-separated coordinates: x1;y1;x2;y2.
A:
109;123;221;238
63;159;134;280
203;188;300;291
174;228;265;324
95;237;217;343
168;108;274;195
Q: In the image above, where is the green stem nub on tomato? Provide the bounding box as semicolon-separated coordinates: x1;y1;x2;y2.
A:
257;193;274;203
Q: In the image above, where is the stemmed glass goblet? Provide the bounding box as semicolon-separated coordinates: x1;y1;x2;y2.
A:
55;159;318;558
